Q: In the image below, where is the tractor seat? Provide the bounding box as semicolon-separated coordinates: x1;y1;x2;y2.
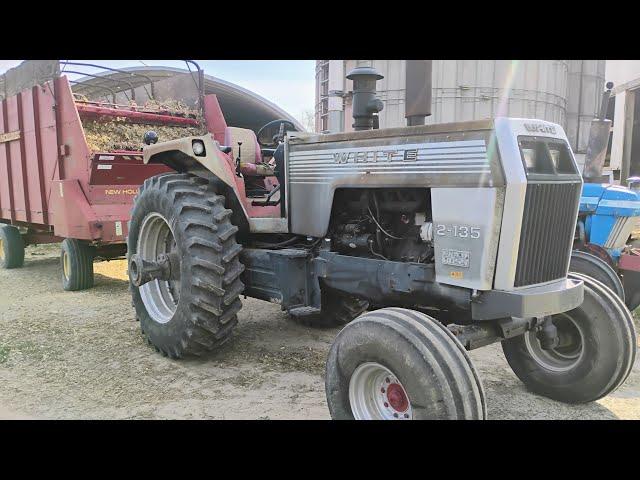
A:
224;127;261;164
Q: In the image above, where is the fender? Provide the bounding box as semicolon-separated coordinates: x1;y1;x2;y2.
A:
143;134;250;232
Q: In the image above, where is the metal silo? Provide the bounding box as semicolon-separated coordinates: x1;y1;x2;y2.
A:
316;59;605;159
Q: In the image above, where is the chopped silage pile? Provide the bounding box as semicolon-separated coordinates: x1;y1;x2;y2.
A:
83;120;207;152
79;99;208;152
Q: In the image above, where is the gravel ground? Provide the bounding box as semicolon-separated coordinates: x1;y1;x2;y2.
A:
0;243;638;420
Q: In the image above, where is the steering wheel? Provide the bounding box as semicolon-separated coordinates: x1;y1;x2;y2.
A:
257;119;299;147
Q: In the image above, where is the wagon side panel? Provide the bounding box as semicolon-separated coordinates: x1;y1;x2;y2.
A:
0;100;13;222
54;76;91;187
0;81;60;227
5;95;28;223
35;82;61;225
19;88;46;225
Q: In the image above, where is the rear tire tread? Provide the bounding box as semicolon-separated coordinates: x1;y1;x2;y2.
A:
129;173;244;358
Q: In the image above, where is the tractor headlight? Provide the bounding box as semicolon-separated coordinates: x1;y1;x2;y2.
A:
192;140;206;157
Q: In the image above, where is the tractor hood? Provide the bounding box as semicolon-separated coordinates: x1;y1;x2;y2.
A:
580;183;640;217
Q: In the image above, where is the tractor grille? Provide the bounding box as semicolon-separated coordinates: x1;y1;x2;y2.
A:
514;182;581;287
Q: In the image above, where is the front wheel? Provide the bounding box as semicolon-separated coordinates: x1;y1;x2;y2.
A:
128;173;244;359
502;273;636;403
325;308;486;420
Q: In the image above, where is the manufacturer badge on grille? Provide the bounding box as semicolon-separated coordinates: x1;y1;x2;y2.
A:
441;249;470;268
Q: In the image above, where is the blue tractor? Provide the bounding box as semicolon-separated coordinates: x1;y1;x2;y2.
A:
573;181;640;310
570;81;640;310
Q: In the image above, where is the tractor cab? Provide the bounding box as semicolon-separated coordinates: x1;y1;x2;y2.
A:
142;95;299;234
221;119;298;210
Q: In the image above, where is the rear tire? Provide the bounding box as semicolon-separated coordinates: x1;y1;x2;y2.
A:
570;249;624;301
60;239;95;291
0;225;24;269
502;273;636;403
128;173;244;359
325;307;486;420
291;287;369;328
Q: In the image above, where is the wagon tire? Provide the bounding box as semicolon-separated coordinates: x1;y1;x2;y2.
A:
60;238;95;291
127;173;244;359
325;307;486;420
0;225;25;269
502;272;636;404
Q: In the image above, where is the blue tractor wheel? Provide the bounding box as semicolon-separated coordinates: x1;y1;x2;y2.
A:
569;250;625;302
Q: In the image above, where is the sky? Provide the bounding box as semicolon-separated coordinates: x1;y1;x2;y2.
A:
0;60;316;126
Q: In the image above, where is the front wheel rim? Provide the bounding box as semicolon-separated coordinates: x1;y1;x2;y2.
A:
349;362;413;420
137;212;180;324
524;314;585;372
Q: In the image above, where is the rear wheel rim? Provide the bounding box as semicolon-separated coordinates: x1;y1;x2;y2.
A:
524;314;585;372
137;212;179;324
349;362;412;420
62;250;70;280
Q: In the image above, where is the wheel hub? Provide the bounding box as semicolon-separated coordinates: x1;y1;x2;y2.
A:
136;212;181;324
385;383;409;412
349;362;413;420
524;314;585;372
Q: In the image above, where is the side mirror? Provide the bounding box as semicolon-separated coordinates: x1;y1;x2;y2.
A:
143;131;159;145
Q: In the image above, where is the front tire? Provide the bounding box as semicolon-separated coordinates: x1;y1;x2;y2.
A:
0;225;24;269
61;239;95;291
128;173;244;359
502;273;636;403
325;308;486;420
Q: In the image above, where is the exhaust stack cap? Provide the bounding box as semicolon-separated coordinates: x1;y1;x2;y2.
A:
405;60;433;126
347;67;384;131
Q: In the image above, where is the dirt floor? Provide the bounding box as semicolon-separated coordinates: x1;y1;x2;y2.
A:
0;243;639;420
